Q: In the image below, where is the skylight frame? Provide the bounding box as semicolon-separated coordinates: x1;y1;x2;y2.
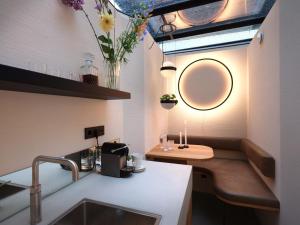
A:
111;0;275;42
161;26;259;54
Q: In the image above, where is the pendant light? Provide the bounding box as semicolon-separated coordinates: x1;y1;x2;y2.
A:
161;61;177;77
159;23;178;110
160;24;177;77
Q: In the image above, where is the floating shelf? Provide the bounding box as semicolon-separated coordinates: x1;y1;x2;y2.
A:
0;64;130;100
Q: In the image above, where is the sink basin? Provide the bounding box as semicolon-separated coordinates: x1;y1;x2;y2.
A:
49;199;161;225
0;183;27;200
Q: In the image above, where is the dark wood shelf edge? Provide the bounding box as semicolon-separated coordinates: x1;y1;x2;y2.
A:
0;64;131;100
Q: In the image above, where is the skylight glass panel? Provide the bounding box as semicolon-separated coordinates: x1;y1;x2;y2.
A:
112;0;275;41
160;26;258;53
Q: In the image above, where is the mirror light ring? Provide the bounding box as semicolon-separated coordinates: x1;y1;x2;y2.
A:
178;58;233;111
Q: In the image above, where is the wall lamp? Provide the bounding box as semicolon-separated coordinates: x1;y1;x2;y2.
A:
178;58;233;111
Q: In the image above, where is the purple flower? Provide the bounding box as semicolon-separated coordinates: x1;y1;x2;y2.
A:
62;0;84;11
94;3;102;12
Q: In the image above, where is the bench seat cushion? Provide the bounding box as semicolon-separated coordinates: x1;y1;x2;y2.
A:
241;139;275;178
188;158;280;210
213;149;247;160
167;135;242;151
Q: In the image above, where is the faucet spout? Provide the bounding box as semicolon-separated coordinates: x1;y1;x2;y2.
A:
30;155;79;225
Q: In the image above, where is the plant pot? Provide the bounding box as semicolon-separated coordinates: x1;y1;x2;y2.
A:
160;100;178;110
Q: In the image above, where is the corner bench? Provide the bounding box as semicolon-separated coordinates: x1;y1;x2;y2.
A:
158;136;280;211
187;159;279;211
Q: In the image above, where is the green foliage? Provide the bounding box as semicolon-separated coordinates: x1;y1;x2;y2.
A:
71;0;153;66
97;15;147;64
160;94;177;101
98;35;112;44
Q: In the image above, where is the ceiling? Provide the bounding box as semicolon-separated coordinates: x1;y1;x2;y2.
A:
113;0;276;42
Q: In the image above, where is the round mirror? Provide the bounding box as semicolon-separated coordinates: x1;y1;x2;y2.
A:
178;58;233;111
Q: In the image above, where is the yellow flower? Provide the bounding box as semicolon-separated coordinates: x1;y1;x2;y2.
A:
99;13;114;33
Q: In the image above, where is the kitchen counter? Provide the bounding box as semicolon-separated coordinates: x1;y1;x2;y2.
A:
1;160;192;225
0;163;90;222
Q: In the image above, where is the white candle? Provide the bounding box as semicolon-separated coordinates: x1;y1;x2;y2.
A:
184;120;187;146
179;132;182;146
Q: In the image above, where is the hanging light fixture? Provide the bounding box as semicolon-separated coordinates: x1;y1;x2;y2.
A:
161;61;177;77
159;22;178;110
160;23;177;77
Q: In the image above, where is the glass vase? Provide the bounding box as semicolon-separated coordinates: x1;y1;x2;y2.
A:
105;61;120;90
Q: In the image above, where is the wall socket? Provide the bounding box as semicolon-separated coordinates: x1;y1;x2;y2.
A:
84;126;104;139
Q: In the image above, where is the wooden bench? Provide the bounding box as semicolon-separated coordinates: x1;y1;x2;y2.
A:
157;135;280;211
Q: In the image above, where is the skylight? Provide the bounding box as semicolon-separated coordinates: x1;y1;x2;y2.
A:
109;0;122;11
160;26;258;54
113;0;275;42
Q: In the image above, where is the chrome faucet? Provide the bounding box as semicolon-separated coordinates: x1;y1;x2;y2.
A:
30;155;79;225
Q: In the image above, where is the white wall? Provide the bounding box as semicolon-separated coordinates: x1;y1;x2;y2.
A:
0;91;123;176
279;0;300;224
247;1;280;197
0;0;166;175
168;46;248;138
122;34;168;154
144;35;168;151
0;0;121;175
121;42;145;154
248;0;300;224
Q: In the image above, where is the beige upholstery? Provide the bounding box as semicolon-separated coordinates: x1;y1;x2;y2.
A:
241;139;275;178
167;135;275;178
167;135;242;151
188;159;280;210
167;135;279;211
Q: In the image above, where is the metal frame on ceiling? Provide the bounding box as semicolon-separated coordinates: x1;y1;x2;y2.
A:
152;0;275;42
164;38;252;55
155;15;265;42
150;0;223;17
111;0;276;42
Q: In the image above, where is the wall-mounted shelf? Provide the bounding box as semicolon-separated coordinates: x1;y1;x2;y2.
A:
0;64;130;100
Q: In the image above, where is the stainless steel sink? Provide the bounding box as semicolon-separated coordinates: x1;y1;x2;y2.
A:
49;199;161;225
0;183;27;200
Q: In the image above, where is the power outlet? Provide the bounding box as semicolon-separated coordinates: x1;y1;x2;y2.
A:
84;126;104;139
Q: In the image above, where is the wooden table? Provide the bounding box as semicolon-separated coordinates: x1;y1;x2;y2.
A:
146;144;214;163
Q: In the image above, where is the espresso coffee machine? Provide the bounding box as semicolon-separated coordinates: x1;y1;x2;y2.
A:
101;142;130;178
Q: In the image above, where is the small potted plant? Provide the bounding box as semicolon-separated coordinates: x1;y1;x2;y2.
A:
160;94;178;110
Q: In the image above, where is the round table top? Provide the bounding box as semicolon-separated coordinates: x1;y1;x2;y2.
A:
146;144;214;161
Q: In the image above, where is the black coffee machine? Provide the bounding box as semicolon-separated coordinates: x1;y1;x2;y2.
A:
101;142;131;178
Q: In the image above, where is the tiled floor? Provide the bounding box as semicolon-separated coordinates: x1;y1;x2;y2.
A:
192;192;260;225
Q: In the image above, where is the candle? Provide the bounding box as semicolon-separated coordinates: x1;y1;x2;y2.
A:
179;132;182;146
184;120;187;146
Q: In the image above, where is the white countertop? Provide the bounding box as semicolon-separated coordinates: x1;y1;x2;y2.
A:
0;163;90;222
1;160;192;225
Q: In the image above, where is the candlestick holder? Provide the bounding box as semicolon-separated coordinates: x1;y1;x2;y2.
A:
178;145;185;149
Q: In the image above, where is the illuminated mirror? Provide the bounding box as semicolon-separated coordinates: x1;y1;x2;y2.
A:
178;58;233;111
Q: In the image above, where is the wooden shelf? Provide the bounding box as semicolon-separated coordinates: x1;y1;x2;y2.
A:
0;64;130;100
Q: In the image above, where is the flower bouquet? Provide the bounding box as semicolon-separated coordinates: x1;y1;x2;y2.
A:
62;0;154;89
